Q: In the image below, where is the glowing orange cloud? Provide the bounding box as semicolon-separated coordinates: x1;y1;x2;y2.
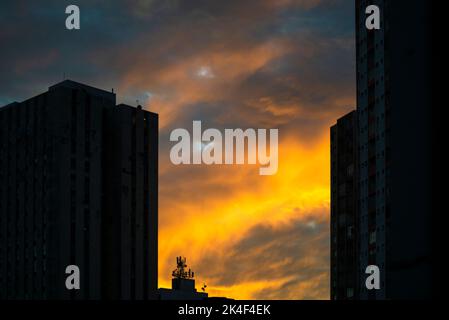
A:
158;134;332;299
104;0;355;299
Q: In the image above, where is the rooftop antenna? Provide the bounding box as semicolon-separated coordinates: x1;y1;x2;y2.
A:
172;256;195;280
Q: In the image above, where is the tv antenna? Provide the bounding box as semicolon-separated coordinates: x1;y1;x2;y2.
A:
172;256;195;279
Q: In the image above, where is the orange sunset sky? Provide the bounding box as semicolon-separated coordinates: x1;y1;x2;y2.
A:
0;0;355;299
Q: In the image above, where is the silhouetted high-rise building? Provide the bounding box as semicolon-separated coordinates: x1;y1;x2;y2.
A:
102;103;158;299
331;1;432;299
0;80;158;299
330;111;358;300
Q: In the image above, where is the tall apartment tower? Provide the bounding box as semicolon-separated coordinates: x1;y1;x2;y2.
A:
102;103;158;299
330;111;358;300
0;80;158;300
331;1;432;299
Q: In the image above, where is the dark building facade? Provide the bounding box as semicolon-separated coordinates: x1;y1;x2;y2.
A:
102;103;158;299
331;1;433;299
0;80;158;299
330;111;358;300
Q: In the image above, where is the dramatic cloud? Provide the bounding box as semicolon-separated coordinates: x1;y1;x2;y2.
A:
0;0;355;299
197;209;330;300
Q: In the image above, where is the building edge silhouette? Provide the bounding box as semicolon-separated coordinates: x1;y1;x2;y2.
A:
330;1;433;299
0;80;158;299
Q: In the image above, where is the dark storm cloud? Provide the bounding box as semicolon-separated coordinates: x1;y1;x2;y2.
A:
0;1;126;101
1;0;354;114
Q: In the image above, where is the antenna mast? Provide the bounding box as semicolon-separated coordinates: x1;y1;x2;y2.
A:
172;256;195;279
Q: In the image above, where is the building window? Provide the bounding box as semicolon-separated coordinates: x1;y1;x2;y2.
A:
369;231;376;244
347;288;354;298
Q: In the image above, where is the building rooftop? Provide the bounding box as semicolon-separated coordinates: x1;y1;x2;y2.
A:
49;79;116;102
